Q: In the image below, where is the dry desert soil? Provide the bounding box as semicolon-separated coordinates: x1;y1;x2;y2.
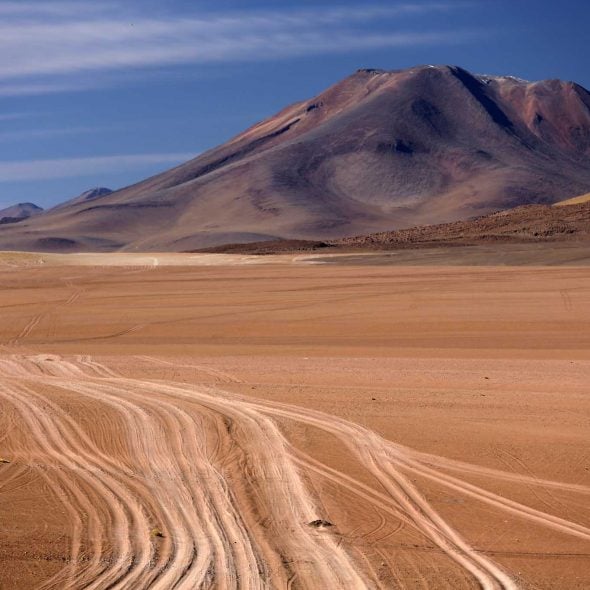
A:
0;251;589;589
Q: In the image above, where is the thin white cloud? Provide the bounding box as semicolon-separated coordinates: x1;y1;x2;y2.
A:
0;112;31;121
0;81;96;97
0;2;113;16
0;153;196;182
0;126;99;142
0;2;480;93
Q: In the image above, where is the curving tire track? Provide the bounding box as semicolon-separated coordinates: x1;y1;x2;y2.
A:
1;354;589;588
8;313;44;345
0;379;155;589
0;355;371;589
6;280;85;347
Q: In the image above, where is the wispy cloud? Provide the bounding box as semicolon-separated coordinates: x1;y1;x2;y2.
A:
0;112;32;121
0;126;99;143
0;2;480;95
0;153;196;182
0;81;98;97
0;1;111;16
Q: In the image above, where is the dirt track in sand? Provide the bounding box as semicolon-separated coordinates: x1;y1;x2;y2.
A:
0;254;589;589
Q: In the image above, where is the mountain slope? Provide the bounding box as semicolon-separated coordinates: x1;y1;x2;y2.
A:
201;194;590;254
2;65;590;252
335;200;590;248
0;202;43;224
555;192;590;207
51;187;113;211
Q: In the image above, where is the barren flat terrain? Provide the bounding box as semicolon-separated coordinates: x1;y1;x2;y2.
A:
0;252;589;589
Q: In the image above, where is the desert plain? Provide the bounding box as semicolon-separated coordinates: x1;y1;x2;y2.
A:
0;250;589;589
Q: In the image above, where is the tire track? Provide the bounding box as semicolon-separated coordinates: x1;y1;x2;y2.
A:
75;362;518;589
0;355;373;589
3;354;589;589
8;313;44;345
6;280;84;346
136;355;243;383
0;379;156;589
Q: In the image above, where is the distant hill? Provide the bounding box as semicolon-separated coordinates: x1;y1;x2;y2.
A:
1;65;590;251
0;202;43;225
51;187;113;210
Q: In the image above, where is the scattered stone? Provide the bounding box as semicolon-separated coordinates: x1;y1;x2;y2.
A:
150;527;165;539
0;458;10;464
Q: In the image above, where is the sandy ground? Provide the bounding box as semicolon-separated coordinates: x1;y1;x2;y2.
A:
0;252;589;589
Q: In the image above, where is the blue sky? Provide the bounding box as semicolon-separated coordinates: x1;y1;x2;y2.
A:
0;0;588;210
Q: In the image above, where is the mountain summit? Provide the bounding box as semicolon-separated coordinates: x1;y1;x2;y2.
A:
2;65;590;251
0;202;43;224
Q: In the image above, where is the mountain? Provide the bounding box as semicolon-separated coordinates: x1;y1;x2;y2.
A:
1;64;590;252
51;187;113;211
0;202;43;225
